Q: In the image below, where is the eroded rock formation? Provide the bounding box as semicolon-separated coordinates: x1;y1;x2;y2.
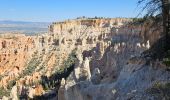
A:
0;18;128;99
55;19;170;100
0;18;169;100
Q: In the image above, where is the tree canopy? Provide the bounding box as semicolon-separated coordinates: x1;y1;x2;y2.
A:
138;0;170;58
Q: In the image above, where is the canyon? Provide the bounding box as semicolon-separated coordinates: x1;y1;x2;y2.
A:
0;18;169;100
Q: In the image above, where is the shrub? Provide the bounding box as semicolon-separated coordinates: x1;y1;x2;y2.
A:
7;80;16;89
0;87;10;97
41;50;77;90
52;39;59;46
147;82;170;99
0;75;3;81
163;50;170;69
163;58;170;66
22;57;41;76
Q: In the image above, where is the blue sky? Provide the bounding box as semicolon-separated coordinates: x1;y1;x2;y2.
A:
0;0;139;22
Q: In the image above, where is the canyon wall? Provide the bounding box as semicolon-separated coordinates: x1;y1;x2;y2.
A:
0;18;131;99
0;18;169;100
54;19;169;100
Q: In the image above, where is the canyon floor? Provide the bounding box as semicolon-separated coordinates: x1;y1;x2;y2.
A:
0;18;169;100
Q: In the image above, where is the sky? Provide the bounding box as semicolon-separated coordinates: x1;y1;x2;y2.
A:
0;0;140;22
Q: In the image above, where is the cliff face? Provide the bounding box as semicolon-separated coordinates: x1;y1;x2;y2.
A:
60;33;169;100
0;18;169;100
49;18;130;34
0;18;130;99
55;19;169;100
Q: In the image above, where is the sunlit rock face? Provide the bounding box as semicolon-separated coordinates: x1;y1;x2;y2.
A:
55;19;169;100
0;18;166;100
49;18;131;34
0;18;131;99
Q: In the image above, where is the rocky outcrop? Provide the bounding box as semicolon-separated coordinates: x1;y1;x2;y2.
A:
91;68;101;85
0;18;167;100
10;85;18;100
0;18;131;99
56;19;170;100
49;18;131;34
58;78;66;100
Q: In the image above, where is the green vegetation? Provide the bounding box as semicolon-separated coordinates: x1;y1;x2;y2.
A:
52;39;59;46
0;75;3;81
163;50;170;69
130;16;157;25
0;87;10;97
41;49;77;90
7;80;16;89
57;50;77;73
138;0;170;59
76;16;105;19
131;17;146;25
147;82;170;99
44;83;49;90
0;79;16;97
22;57;41;76
163;58;170;66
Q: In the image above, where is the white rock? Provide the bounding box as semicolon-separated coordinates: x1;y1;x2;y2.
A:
146;40;150;49
2;96;9;100
136;43;141;48
10;85;18;100
28;87;35;99
122;42;126;46
142;43;145;48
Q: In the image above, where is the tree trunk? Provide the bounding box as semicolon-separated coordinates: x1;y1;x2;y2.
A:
162;0;170;51
166;0;170;49
168;0;170;36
